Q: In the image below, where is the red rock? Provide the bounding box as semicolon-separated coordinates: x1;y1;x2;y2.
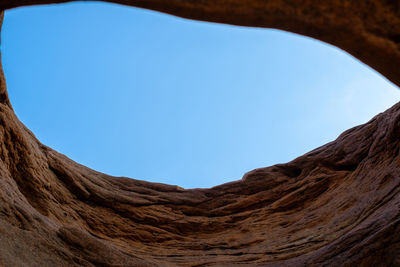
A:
0;1;399;266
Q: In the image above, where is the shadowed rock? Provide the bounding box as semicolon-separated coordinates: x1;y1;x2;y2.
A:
0;1;399;266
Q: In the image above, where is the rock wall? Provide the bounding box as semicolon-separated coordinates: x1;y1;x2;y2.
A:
0;1;399;266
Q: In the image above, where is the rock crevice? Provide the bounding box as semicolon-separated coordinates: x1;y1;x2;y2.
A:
0;1;399;266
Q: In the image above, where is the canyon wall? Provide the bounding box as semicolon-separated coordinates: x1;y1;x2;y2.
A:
0;1;399;266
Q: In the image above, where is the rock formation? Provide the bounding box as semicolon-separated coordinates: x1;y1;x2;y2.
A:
0;1;399;266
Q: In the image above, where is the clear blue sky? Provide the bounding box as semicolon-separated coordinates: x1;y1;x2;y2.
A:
2;2;399;188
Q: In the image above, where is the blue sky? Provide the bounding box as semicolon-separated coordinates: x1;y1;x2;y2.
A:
2;2;400;188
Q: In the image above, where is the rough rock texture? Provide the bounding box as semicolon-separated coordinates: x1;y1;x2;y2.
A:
0;1;399;266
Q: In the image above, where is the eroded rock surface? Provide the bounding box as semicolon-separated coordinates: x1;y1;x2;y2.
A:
0;1;399;266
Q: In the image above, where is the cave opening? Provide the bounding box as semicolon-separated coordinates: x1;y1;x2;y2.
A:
2;1;399;189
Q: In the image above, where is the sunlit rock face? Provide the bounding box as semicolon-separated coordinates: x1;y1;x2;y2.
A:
0;1;399;266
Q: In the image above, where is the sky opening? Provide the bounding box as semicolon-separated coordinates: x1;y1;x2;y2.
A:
2;2;400;188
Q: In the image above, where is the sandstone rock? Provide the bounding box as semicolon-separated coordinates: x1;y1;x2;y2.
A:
0;1;399;266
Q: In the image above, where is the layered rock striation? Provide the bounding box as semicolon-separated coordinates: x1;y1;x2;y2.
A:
0;1;399;266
